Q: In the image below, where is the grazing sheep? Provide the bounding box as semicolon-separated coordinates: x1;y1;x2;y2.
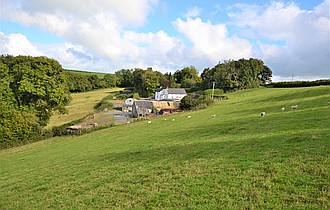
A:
260;112;266;117
291;105;299;110
211;114;216;118
187;115;192;119
281;107;285;112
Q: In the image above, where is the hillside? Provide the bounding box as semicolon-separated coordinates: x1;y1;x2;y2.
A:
1;86;329;209
46;87;123;128
64;69;108;79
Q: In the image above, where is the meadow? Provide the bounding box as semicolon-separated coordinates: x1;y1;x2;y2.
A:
64;69;107;79
46;87;122;128
1;86;329;209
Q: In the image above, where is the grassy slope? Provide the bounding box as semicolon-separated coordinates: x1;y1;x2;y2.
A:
1;86;329;209
47;87;122;128
64;69;108;79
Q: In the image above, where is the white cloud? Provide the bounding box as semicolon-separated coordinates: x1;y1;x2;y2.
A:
0;32;42;56
173;17;253;66
1;0;329;80
185;7;202;18
1;0;163;70
228;0;330;79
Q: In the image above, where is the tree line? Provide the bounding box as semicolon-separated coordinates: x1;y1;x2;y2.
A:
66;58;272;98
0;55;272;148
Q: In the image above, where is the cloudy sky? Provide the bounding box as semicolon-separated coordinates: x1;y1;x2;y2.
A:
1;0;329;81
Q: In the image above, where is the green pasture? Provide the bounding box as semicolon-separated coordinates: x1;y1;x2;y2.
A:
47;87;122;128
1;86;329;209
64;69;108;79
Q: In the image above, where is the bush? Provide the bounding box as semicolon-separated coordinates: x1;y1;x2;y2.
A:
180;95;197;110
180;95;214;111
271;80;330;88
94;95;115;111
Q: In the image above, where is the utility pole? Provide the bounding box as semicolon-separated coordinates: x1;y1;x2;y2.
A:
212;82;216;100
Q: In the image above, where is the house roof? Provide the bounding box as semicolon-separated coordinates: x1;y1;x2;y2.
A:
152;101;180;109
133;100;153;109
167;88;186;94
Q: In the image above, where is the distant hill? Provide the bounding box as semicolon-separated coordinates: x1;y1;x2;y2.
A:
64;69;108;79
1;86;329;209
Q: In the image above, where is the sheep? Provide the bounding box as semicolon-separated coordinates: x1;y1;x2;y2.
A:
260;112;266;117
187;115;192;119
291;105;299;110
281;107;285;112
211;114;216;118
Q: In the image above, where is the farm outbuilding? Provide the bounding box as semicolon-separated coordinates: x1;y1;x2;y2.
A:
132;100;154;118
122;98;136;112
152;101;181;115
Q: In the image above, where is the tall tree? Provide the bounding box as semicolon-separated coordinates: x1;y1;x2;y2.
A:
174;66;201;88
0;55;70;126
115;69;134;87
133;68;162;97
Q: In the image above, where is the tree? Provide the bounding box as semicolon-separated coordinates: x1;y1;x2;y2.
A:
133;68;162;97
200;58;272;92
162;72;177;88
88;75;101;90
180;95;196;110
115;69;134;87
0;55;70;126
174;66;201;88
103;74;117;87
258;65;272;84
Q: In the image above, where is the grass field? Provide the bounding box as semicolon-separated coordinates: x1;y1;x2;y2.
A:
65;69;108;79
46;87;123;128
1;86;329;209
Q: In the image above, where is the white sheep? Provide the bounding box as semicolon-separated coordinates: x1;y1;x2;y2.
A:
291;105;299;110
281;107;285;112
260;112;266;117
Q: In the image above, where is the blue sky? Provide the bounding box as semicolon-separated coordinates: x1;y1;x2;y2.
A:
1;0;329;81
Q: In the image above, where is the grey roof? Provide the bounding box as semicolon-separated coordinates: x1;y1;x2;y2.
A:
134;100;154;109
167;88;186;94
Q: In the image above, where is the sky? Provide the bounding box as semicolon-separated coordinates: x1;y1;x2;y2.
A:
0;0;329;81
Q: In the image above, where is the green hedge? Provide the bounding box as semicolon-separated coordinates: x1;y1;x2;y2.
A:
271;80;330;88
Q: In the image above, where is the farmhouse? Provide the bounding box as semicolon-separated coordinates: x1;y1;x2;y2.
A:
132;100;153;118
155;87;187;101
